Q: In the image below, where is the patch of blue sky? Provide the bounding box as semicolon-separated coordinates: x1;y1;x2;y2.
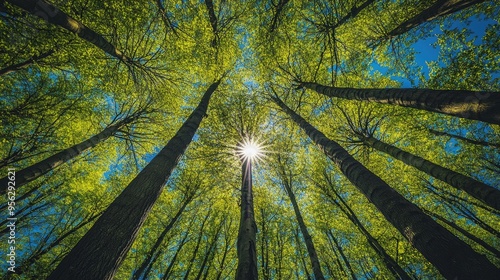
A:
370;14;497;88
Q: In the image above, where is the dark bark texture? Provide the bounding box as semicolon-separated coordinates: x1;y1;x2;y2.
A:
235;159;259;280
46;80;220;280
300;81;500;125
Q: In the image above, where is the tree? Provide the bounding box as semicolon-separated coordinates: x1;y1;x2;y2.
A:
0;104;153;194
46;80;221;280
270;93;499;279
297;81;500;125
385;0;487;39
235;157;259;280
275;155;326;280
5;0;135;65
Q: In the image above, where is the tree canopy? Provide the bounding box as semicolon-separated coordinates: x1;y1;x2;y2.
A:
1;0;499;279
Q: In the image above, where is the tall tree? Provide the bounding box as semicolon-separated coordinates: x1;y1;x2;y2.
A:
46;80;221;280
5;0;135;65
385;0;487;39
297;81;500;125
0;104;152;195
235;156;259;280
316;174;412;280
275;155;326;280
270;93;499;279
358;134;500;211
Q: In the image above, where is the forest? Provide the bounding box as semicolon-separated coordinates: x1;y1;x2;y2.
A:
1;0;499;279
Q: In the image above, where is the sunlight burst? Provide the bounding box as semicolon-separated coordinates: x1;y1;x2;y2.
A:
236;138;266;162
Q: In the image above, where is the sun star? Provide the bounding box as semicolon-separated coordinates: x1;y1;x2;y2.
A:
237;138;265;162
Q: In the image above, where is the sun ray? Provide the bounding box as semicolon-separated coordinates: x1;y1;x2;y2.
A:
235;137;268;163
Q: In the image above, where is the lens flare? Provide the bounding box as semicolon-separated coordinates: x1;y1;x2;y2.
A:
236;138;266;162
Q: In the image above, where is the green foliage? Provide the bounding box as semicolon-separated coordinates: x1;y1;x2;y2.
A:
1;0;499;279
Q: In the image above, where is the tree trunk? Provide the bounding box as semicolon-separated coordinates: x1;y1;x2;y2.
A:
132;196;193;280
299;81;500;125
271;95;500;279
0;49;55;76
279;171;325;280
184;209;211;280
0;112;144;195
5;0;133;64
235;159;259;280
388;0;487;38
161;230;190;280
195;216;225;280
362;135;500;211
46;80;220;280
428;128;500;148
329;0;376;31
424;209;500;259
326;229;357;280
318;178;412;280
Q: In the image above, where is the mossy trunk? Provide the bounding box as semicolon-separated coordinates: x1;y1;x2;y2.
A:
272;95;500;279
46;80;220;280
300;81;500;125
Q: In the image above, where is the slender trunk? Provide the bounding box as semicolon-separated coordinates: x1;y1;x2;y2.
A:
215;226;232;280
328;0;376;31
318;179;412;280
47;80;220;280
20;210;102;271
269;0;290;33
428;128;500;148
0;110;145;195
195;216;225;280
271;95;500;279
0;49;55;76
362;135;500;211
155;0;178;35
184;209;211;280
281;179;325;279
132;196;192;280
161;230;190;280
5;0;133;64
326;235;348;278
235;159;259;280
424;209;500;258
387;0;486;38
259;208;270;280
299;81;500;125
326;230;357;280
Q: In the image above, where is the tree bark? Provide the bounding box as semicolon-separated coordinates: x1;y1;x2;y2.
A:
0;113;140;195
299;81;500;125
235;159;259;280
5;0;133;64
271;95;500;279
362;135;500;211
46;80;220;280
387;0;487;38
